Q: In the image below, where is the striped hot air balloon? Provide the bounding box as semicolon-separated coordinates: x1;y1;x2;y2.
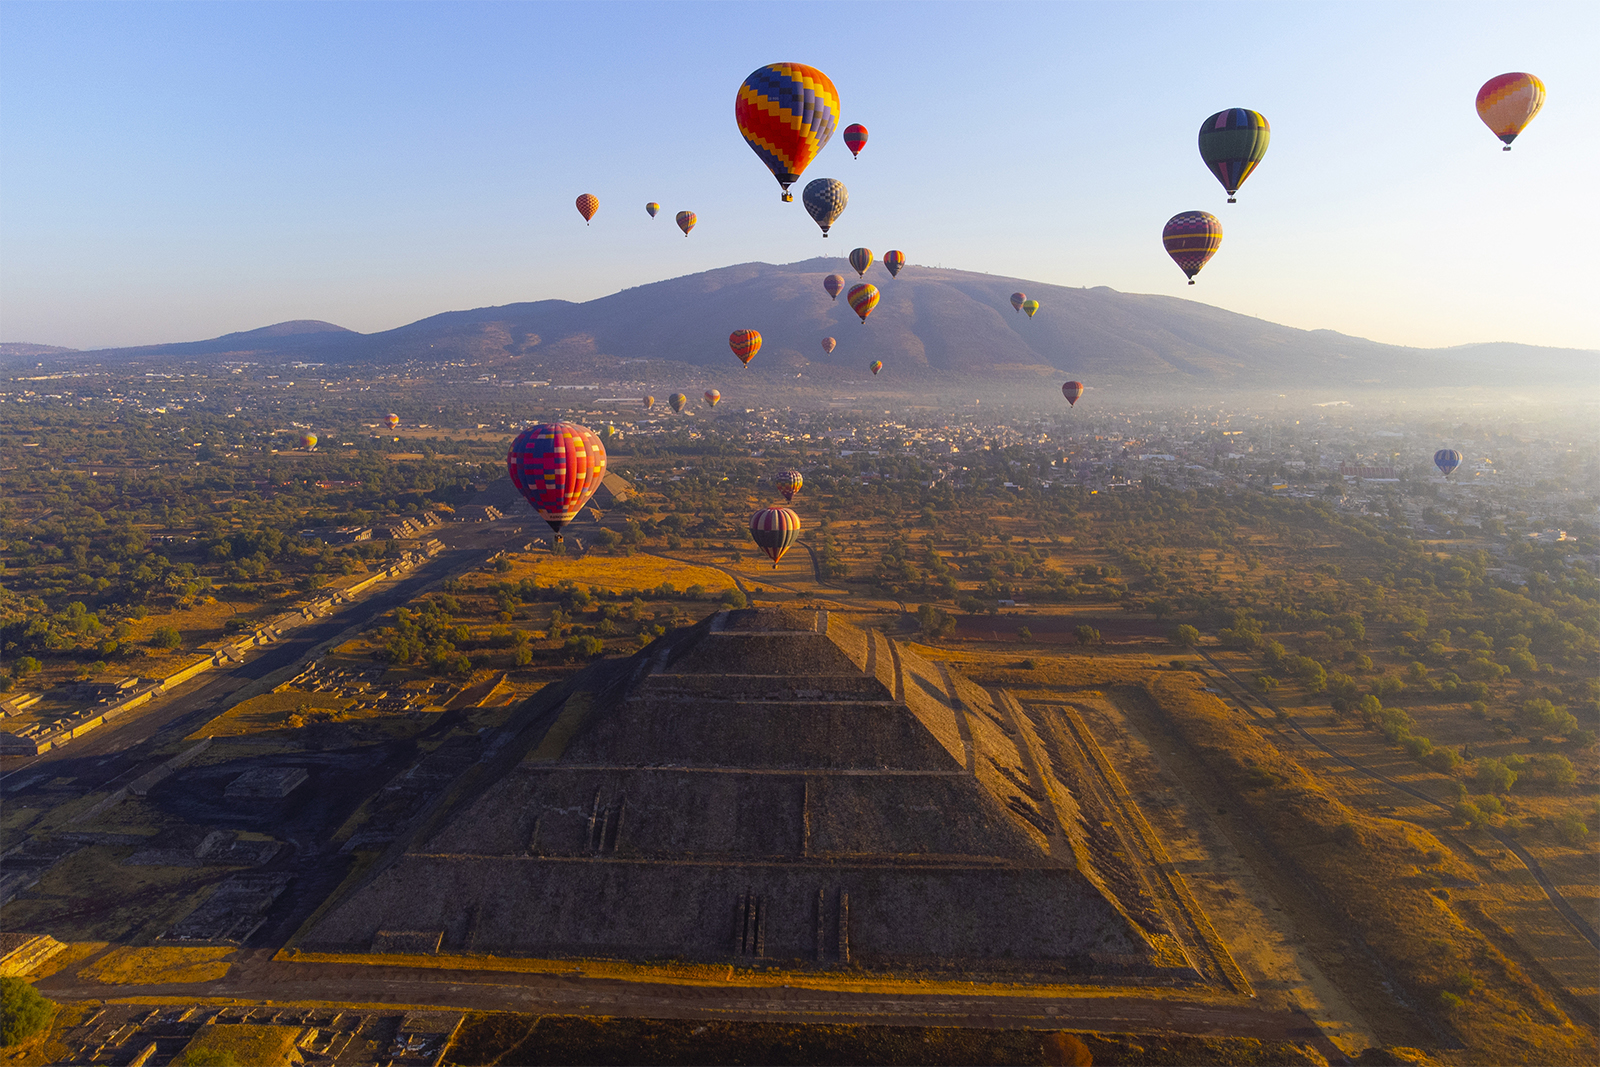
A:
1021;299;1040;318
506;421;607;541
676;211;697;236
823;274;845;300
869;360;883;375
883;250;905;277
1477;73;1545;150
750;506;802;567
385;413;400;429
1062;381;1084;406
1010;292;1026;313
847;283;880;324
1162;211;1223;284
802;178;847;236
300;432;318;451
775;470;803;503
729;329;762;366
849;247;873;277
576;194;599;224
669;393;688;413
821;337;836;354
843;123;868;158
1198;109;1271;203
704;389;721;408
1434;449;1463;476
645;202;660;218
735;63;840;201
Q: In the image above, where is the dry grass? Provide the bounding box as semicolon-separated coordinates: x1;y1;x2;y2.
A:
171;1024;305;1066
479;553;735;594
186;690;354;740
79;945;235;985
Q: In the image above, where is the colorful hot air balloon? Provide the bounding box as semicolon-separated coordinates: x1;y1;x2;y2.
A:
669;393;688;413
385;413;400;429
750;506;802;568
300;432;318;451
823;273;845;300
735;63;840;201
883;250;905;277
603;423;619;442
843;123;868;158
1163;211;1223;284
1198;109;1270;203
775;470;803;503
704;389;721;408
802;177;848;236
643;395;656;411
821;336;837;354
1062;381;1084;406
675;210;697;236
1021;299;1040;318
1477;73;1545;150
506;421;607;541
1010;292;1026;313
849;247;873;276
847;283;880;324
646;202;660;218
1434;449;1463;476
729;329;762;366
869;360;883;375
576;194;599;224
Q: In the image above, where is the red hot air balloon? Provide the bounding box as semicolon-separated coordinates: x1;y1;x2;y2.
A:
676;210;697;236
849;247;873;277
821;336;836;354
729;329;762;366
750;506;801;567
883;250;905;277
823;273;845;300
704;389;721;408
1062;381;1084;406
1162;211;1223;284
300;432;318;451
847;283;880;324
1010;292;1026;313
576;194;599;224
735;63;840;202
775;470;803;503
843;123;868;158
506;422;607;542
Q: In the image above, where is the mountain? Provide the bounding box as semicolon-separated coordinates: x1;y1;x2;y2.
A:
7;260;1590;392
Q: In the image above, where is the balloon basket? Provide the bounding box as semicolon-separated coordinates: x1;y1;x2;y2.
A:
782;193;794;202
1188;280;1195;285
1503;146;1512;151
1227;197;1237;203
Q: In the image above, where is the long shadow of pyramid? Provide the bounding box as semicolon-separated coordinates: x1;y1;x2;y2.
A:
307;608;1189;974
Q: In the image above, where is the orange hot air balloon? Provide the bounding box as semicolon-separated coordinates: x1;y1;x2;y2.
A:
506;421;607;542
576;194;599;224
849;247;873;276
823;273;845;300
300;432;318;451
869;360;883;375
729;329;762;366
847;282;880;324
704;389;721;408
669;393;688;413
843;123;868;158
1010;292;1026;313
642;395;656;411
775;470;803;504
735;63;840;201
385;413;400;429
1477;72;1545;150
821;336;836;354
676;210;697;236
883;250;905;277
1062;381;1084;406
645;202;660;217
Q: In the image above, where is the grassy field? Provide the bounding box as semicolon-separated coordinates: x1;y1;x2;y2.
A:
171;1024;304;1066
484;551;736;594
78;946;235;985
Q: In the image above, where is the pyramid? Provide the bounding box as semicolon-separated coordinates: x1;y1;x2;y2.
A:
307;608;1185;972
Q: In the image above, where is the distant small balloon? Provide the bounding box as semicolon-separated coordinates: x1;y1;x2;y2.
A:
802;177;848;236
823;274;845;301
643;395;656;410
1477;72;1545;150
1021;299;1040;318
1011;292;1026;313
385;413;400;429
669;393;688;413
729;329;762;366
645;202;660;218
1162;211;1223;284
847;282;880;324
1062;381;1084;406
301;432;318;450
576;194;599;224
843;123;868;158
675;211;697;236
849;247;873;277
869;360;883;375
704;389;721;408
1434;449;1463;476
883;250;905;277
821;336;836;354
775;470;803;503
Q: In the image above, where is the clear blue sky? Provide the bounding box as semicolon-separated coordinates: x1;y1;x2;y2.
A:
2;1;1595;352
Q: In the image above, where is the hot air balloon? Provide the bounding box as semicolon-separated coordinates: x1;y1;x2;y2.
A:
775;470;803;503
821;336;837;354
843;123;868;158
847;283;880;324
669;393;688;413
750;506;801;568
643;396;656;411
849;247;873;277
1010;292;1026;313
1062;381;1084;406
646;202;660;218
883;250;905;277
823;274;845;300
385;413;400;430
506;421;607;542
1163;211;1223;284
1021;299;1040;318
729;329;762;366
1477;73;1545;150
1434;449;1463;476
869;360;883;375
300;432;318;451
576;194;599;224
704;389;721;408
676;210;697;236
735;63;840;201
1198;109;1270;203
603;423;620;442
802;178;847;236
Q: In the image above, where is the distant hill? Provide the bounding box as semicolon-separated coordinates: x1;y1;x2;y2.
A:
0;342;79;358
8;260;1591;391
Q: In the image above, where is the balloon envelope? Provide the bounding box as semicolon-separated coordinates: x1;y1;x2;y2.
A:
1434;449;1463;476
675;211;697;235
1010;292;1026;312
385;413;400;429
1477;72;1545;148
735;63;840;200
729;329;763;365
843;123;868;158
869;360;883;375
704;389;721;407
646;202;660;217
669;393;688;413
1198;109;1270;202
643;396;655;410
849;247;873;276
1062;381;1084;406
506;421;607;535
1163;211;1223;283
802;177;848;236
821;336;836;354
883;250;905;277
300;433;318;450
847;283;880;323
1021;299;1040;318
576;194;598;223
823;274;845;300
775;470;803;503
750;506;802;567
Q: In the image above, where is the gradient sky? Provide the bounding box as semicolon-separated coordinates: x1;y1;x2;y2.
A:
2;1;1595;353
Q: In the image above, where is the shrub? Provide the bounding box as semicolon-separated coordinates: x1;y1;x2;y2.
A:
720;587;747;609
1552;814;1588;847
149;626;182;650
1073;624;1100;648
1172;624;1200;647
1472;758;1518;795
0;977;54;1046
1454;801;1486;828
1016;625;1032;642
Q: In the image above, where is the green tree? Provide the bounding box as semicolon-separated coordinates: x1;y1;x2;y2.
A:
0;976;54;1046
1172;624;1200;648
149;626;182;650
1074;624;1100;648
